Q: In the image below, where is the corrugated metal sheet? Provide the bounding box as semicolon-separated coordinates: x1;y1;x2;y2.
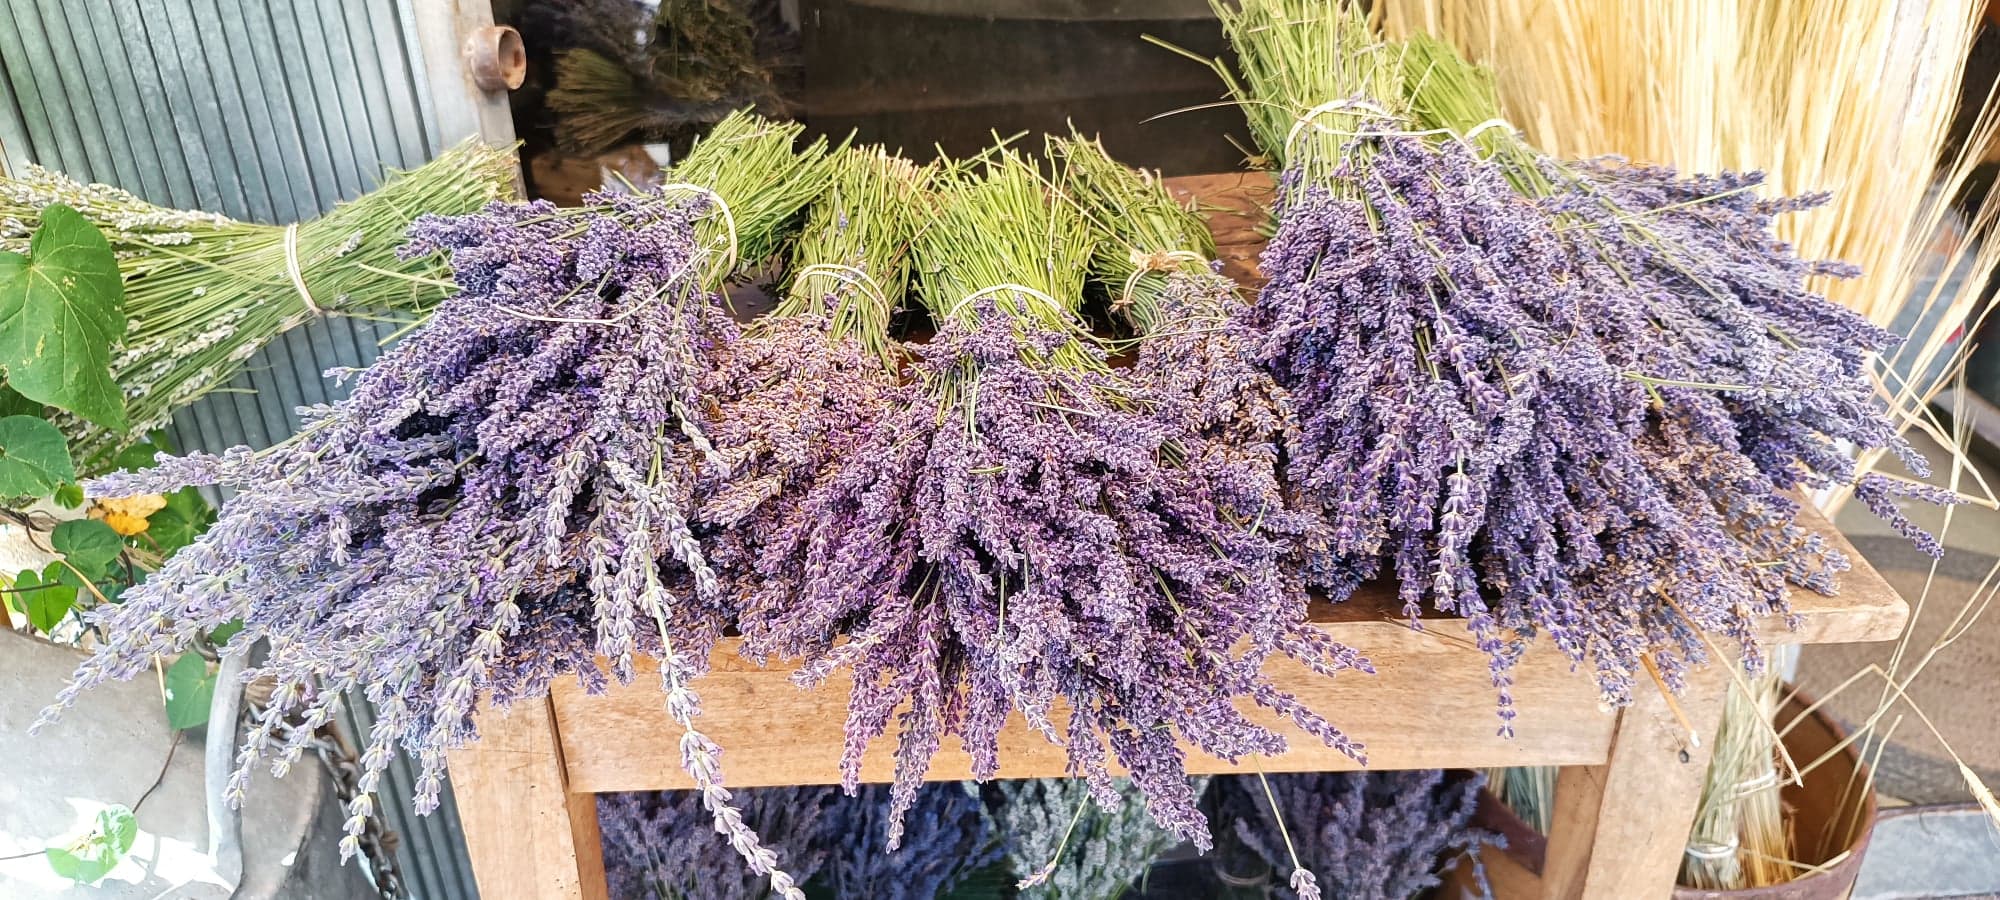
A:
0;4;479;898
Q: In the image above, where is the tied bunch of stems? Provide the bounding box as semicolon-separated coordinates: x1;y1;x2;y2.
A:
539;0;790;154
660;110;833;282
751;148;1364;856
704;146;930;635
1047;135;1216;335
1199;0;1947;719
1053;136;1308;551
1681;674;1789;890
773;147;932;358
1400;35;1944;542
51;113;833;894
0;141;518;472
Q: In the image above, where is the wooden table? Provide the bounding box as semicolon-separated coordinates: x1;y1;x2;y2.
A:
445;174;1911;900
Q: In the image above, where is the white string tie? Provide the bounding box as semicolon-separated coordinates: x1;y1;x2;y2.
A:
1682;836;1740;861
793;263;889;314
1286;97;1518;161
283;223;323;317
1116;249;1209;310
652;182;740;278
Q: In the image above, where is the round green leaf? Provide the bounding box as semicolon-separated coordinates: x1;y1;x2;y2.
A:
13;565;78;634
44;804;137;884
52;518;122;578
163;651;215;730
143;487;215;556
0;204;127;429
0;415;76;497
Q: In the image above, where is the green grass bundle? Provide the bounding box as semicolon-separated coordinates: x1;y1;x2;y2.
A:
0;141;517;471
662;110;835;284
772;147;932;361
543;0;788;154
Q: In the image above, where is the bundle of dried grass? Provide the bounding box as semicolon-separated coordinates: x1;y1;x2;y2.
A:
1682;673;1791;890
534;0;792;154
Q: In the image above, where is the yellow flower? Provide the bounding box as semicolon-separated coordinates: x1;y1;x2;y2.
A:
88;494;168;537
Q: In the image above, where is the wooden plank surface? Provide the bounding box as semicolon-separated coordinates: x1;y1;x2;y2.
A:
555;608;1618;794
550;497;1896;793
446;697;610;900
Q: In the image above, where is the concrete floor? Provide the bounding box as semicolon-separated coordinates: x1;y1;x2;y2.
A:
1854;806;2000;900
0;630;376;900
1822;418;2000;899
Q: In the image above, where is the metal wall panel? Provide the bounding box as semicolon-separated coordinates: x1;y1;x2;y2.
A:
0;4;479;897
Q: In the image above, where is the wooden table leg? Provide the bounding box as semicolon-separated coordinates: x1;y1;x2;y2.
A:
446;696;610;900
1540;663;1729;899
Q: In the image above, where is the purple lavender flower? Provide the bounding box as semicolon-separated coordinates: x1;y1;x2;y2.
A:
598;781;998;900
815;783;1001;900
755;296;1368;852
1206;770;1495;900
598;787;837;900
49;184;804;891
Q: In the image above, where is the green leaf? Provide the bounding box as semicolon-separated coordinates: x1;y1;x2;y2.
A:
112;443;159;473
44;804;137;884
15;565;77;635
52;481;84;508
107;808;137;854
52;518;122;578
0;415;75;497
111;431;176;472
144;487;214;556
0;384;41;417
208;618;245;646
163;651;214;730
0;204;127;429
44;847;110;884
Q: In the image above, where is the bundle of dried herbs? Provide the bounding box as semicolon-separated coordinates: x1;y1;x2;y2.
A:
47;115;830;892
753;150;1365;853
531;0;795;154
0;142;517;471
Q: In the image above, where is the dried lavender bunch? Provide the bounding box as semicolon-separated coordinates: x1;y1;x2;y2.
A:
702;149;928;633
1401;33;1945;537
988;777;1193;898
44;175;829;893
1205;0;1948;713
1208;770;1494;900
814;783;1002;900
1395;34;1950;682
1053;135;1294;441
1053;134;1317;560
599;781;996;900
1249;125;1675;716
599;786;837;900
750;153;1366;855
